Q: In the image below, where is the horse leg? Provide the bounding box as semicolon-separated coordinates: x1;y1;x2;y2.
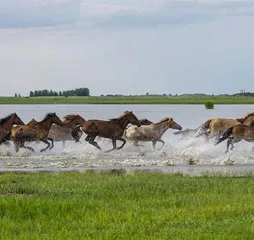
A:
85;135;91;142
157;139;165;150
19;141;35;152
115;137;126;150
133;140;143;147
14;142;20;153
40;139;51;152
62;141;66;149
105;139;117;153
88;136;102;150
152;141;157;150
225;137;233;153
47;138;54;150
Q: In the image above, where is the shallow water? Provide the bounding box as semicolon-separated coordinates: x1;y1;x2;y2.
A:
0;104;254;175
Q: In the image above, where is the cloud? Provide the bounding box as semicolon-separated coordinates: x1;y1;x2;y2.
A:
0;0;81;28
0;0;254;28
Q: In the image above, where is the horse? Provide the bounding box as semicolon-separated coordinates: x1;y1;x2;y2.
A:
48;114;86;148
0;113;24;132
11;112;63;153
215;125;254;153
124;117;182;150
173;126;204;138
139;118;153;125
72;111;141;152
201;112;254;139
0;113;25;145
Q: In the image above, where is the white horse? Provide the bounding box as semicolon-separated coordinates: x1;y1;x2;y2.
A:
125;117;182;150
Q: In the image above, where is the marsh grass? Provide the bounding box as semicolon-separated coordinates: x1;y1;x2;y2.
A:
1;96;254;104
0;172;253;239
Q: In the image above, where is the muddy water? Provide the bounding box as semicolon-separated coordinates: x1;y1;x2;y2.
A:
0;104;254;176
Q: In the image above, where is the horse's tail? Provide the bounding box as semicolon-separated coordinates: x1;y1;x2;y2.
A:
215;127;233;145
71;125;83;143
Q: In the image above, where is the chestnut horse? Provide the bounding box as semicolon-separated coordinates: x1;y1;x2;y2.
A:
125;117;182;150
11;113;63;152
201;112;254;138
72;111;141;152
48;114;86;148
215;125;254;153
0;113;24;145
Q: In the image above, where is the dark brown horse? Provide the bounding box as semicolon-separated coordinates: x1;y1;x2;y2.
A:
11;113;63;152
215;125;254;153
0;113;24;132
72;111;141;152
0;113;24;145
139;118;153;125
48;114;86;148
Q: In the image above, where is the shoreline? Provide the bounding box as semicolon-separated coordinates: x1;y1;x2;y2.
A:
1;164;254;177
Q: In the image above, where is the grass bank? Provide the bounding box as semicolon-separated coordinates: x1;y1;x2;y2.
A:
0;172;253;239
1;96;254;104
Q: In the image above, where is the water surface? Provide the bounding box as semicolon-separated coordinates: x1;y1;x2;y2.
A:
0;104;254;175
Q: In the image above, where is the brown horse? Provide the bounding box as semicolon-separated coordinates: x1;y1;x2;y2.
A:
0;113;25;145
0;113;24;132
201;112;254;138
11;113;63;152
125;117;182;150
48;114;86;148
215;125;254;153
72;111;141;152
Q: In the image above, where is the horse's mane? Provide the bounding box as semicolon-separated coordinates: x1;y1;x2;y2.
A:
42;112;55;121
243;112;254;120
63;114;78;121
154;117;170;125
236;112;254;123
109;111;132;121
0;113;14;125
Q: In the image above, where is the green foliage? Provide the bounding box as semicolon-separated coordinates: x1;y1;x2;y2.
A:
29;88;90;97
0;172;253;239
205;101;214;109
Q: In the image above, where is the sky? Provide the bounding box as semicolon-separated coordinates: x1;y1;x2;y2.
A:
0;0;254;96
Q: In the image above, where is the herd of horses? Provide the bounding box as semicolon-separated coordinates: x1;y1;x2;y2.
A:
0;111;254;154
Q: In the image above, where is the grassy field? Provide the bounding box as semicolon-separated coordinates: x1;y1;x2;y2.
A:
1;95;254;104
0;172;253;239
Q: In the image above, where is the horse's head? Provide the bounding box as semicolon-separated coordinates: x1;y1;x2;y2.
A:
74;115;86;126
26;118;37;126
139;118;153;125
51;113;63;127
13;113;25;125
168;118;182;130
125;111;141;127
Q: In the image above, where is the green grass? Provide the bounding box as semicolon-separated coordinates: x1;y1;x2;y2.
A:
1;95;254;104
0;172;253;239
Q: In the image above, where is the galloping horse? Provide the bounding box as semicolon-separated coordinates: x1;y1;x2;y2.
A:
72;111;141;152
125;117;182;150
48;114;86;148
139;118;153;125
11;113;63;152
0;113;24;145
215;125;254;153
201;112;254;138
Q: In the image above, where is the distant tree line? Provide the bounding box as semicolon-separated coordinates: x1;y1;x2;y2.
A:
29;88;90;97
232;92;254;97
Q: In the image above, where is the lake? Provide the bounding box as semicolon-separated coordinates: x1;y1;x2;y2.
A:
0;104;254;175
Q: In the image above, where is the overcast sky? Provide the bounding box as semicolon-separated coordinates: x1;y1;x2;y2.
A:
0;0;254;96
